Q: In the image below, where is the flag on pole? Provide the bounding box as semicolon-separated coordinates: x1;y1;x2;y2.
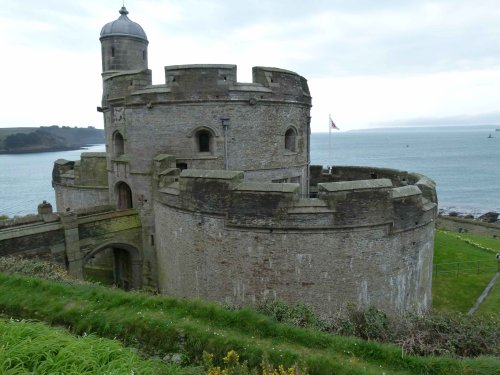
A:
329;115;339;130
328;114;338;164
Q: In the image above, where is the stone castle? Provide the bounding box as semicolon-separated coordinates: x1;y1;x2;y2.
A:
49;7;438;316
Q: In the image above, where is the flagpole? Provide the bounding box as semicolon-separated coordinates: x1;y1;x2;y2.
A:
328;114;331;165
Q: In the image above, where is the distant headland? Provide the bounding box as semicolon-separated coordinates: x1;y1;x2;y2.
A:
0;126;104;154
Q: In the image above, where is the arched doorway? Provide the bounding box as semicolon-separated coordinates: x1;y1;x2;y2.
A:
116;181;133;209
83;243;141;290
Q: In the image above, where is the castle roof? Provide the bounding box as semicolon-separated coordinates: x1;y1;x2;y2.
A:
100;7;148;42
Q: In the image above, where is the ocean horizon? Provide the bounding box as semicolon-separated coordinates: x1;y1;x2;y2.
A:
311;125;500;216
0;125;498;217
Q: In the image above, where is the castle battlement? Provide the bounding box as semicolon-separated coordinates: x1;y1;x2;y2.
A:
103;64;311;109
153;165;436;233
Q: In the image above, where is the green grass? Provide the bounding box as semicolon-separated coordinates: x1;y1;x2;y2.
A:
434;231;496;263
433;230;499;314
0;273;497;375
453;232;500;254
84;266;115;285
0;318;182;374
476;280;500;316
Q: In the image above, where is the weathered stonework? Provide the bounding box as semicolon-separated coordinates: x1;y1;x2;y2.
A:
45;6;438;316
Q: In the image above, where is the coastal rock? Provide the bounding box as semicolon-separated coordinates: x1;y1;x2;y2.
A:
478;212;499;223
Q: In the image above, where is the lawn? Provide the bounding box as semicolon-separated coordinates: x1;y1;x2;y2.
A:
433;230;499;314
476;280;499;316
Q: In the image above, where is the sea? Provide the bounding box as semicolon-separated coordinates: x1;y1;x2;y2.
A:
0;125;498;217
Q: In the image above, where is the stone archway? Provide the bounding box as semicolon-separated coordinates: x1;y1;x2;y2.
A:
83;242;141;290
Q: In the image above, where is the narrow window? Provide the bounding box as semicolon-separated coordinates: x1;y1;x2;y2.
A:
113;131;125;157
285;128;296;152
176;162;188;170
142;50;146;60
198;130;211;152
111;47;115;57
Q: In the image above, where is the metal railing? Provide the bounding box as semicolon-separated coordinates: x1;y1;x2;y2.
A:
433;260;499;276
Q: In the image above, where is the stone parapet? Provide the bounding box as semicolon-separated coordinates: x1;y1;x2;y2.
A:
115;65;312;107
156;167;437;231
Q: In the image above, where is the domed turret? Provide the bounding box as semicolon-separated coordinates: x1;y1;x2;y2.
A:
100;7;149;72
100;7;148;42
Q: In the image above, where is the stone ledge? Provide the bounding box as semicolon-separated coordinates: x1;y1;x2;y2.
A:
319;178;393;192
180;169;244;180
391;185;422;199
81;152;106;158
235;182;299;193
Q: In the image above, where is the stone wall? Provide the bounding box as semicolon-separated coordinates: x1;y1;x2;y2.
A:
53;153;110;212
103;64;311;195
154;168;437;316
437;216;500;238
0;206;144;284
0;219;64;260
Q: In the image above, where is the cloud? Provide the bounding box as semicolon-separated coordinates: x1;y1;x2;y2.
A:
309;68;500;131
1;0;500;130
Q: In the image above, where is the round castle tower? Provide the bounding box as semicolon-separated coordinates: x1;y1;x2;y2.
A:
52;6;437;316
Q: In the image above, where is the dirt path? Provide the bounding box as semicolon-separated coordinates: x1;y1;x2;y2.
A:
467;272;499;315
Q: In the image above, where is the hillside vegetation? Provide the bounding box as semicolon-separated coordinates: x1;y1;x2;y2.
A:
0;230;498;374
0;271;498;375
0;318;178;374
0;125;104;153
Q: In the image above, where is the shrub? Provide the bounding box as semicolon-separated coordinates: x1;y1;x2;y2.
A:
0;256;74;282
203;350;307;375
391;312;500;357
258;300;500;358
257;300;327;331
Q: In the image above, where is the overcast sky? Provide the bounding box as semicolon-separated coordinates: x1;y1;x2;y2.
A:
1;0;499;131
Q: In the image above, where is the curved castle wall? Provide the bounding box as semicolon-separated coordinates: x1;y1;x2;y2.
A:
52;153;110;212
154;166;437;316
103;65;311;198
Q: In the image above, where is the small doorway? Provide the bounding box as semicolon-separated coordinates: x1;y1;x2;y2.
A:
113;248;132;290
116;182;133;209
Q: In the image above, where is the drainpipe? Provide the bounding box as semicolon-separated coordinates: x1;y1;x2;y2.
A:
306;115;311;197
221;118;230;170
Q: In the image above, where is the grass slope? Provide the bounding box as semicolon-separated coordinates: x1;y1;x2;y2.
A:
0;318;180;374
0;273;497;375
432;231;499;314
